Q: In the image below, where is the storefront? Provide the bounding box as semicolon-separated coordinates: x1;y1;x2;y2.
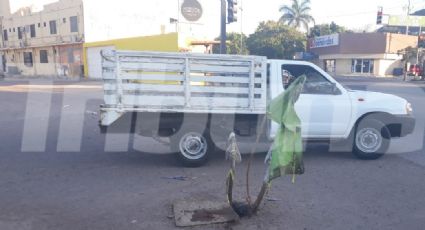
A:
308;33;418;77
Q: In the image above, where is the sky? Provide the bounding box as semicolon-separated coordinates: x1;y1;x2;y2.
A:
8;0;425;42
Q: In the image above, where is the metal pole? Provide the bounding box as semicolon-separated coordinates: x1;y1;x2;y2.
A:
220;0;227;54
417;26;422;64
406;0;411;35
0;16;4;48
177;0;180;33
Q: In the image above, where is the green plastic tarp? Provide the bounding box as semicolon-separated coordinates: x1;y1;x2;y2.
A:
267;75;306;183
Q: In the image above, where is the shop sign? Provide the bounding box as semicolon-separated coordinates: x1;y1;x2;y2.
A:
181;0;203;22
310;34;339;49
388;15;425;27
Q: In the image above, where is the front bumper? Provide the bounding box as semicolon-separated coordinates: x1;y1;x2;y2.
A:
389;115;416;138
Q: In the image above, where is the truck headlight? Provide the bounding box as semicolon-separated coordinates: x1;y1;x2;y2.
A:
406;103;413;115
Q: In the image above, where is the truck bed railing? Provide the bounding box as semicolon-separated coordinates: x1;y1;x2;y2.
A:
100;50;268;126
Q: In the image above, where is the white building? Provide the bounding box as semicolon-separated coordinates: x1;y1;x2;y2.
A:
0;0;84;77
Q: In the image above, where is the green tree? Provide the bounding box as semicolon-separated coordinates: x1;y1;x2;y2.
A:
309;22;346;38
213;33;249;55
279;0;315;31
246;21;306;59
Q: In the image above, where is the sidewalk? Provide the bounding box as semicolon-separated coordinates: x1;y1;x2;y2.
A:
335;74;425;83
0;74;100;83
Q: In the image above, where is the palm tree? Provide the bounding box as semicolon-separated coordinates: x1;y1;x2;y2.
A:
279;0;315;31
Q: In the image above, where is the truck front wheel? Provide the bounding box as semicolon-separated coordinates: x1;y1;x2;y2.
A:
170;125;215;167
353;119;390;160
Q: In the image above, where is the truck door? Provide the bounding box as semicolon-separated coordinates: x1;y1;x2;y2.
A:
277;64;352;138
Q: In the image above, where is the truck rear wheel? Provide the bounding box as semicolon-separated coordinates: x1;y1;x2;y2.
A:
170;125;215;167
353;119;390;160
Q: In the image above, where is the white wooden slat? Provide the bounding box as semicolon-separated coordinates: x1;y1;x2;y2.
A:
106;95;265;109
189;62;263;73
103;72;264;85
104;83;184;93
191;86;263;95
119;62;184;72
121;96;185;106
190;76;249;84
102;106;266;115
104;83;264;95
191;97;248;108
115;50;266;63
115;53;124;105
184;58;191;107
191;76;264;84
190;64;250;74
102;62;116;69
104;94;118;105
249;61;255;109
103;72;184;81
120;57;185;65
190;60;251;67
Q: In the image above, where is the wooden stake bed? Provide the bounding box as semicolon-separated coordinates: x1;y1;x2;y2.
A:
100;50;268;126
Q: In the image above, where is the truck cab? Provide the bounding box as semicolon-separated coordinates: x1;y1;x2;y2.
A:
268;60;352;140
268;60;415;160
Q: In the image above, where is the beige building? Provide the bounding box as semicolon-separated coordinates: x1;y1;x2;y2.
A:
308;33;418;77
0;0;84;77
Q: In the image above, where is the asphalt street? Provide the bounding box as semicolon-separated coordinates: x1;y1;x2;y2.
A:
0;77;424;230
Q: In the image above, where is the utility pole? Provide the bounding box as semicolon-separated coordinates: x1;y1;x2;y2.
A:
417;26;422;65
220;0;227;54
406;0;411;35
0;16;4;48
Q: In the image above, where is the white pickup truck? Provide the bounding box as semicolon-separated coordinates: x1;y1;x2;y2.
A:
99;51;415;167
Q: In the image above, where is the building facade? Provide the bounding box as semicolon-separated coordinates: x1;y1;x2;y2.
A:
0;0;84;77
308;33;418;77
84;33;179;79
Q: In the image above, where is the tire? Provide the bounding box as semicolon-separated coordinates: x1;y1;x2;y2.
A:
170;124;215;167
353;119;390;160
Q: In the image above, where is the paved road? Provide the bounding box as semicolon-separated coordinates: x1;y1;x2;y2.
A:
0;77;424;230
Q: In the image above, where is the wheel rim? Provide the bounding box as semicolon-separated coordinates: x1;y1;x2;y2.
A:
179;132;208;160
356;128;383;153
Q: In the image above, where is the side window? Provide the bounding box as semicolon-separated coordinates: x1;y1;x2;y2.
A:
40;50;48;63
281;64;340;95
23;52;33;67
49;20;57;34
70;16;79;33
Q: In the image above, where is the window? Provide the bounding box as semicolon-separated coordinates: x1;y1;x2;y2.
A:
12;28;15;32
63;18;66;23
9;28;11;32
282;64;340;95
40;50;48;63
351;59;374;74
70;16;78;33
3;30;7;41
18;27;22;39
30;24;36;38
23;52;33;67
67;48;75;63
49;20;57;34
38;23;41;28
44;22;47;27
324;59;336;73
